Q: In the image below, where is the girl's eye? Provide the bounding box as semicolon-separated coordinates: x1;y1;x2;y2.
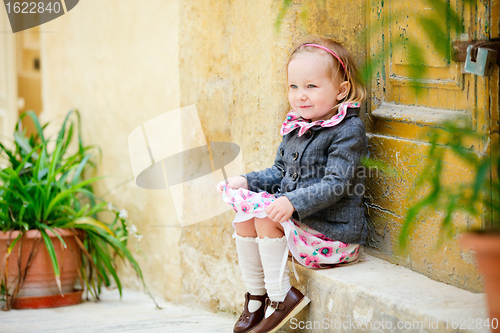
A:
308;84;317;88
290;84;297;89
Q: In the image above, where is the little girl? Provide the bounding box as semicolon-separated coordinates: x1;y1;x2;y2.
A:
217;35;369;333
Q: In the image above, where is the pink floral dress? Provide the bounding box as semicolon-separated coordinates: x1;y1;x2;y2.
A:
219;184;360;269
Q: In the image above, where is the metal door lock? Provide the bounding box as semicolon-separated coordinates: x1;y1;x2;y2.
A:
452;39;500;76
464;45;497;76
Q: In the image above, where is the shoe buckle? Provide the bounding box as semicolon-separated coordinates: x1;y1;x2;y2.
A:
266;298;285;311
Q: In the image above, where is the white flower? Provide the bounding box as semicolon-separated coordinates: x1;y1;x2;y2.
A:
129;224;137;234
119;208;128;218
135;234;143;242
107;202;113;211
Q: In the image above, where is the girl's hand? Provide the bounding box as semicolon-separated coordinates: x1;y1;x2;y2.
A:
216;176;248;194
265;196;295;223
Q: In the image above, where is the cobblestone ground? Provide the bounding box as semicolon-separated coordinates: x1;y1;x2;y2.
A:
0;288;238;333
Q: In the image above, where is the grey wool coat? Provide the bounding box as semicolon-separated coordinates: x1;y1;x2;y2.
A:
243;107;369;245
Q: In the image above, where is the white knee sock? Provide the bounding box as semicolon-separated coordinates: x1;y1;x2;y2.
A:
257;236;291;318
234;232;266;313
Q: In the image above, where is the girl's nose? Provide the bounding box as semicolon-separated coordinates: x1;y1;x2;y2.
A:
299;90;307;101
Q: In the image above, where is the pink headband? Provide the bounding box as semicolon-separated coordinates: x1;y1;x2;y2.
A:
301;43;347;75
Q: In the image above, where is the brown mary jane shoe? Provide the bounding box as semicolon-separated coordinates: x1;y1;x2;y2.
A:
233;292;268;333
251;287;310;333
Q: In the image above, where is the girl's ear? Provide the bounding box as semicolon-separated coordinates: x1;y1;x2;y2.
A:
336;81;351;101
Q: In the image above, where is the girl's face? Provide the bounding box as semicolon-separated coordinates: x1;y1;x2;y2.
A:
288;52;350;121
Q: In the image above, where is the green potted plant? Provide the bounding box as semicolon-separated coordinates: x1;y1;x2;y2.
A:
0;110;150;310
400;118;500;323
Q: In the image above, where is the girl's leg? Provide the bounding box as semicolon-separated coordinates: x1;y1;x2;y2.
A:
252;217;310;333
254;217;290;315
233;218;258;237
233;218;267;333
234;218;265;298
254;216;284;238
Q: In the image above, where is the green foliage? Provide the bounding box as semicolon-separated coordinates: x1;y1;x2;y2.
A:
0;110;151;310
274;0;476;88
399;119;499;252
273;0;488;254
274;0;292;32
361;156;398;177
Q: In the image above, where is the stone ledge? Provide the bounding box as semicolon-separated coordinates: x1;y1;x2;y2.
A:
371;102;469;126
280;250;489;333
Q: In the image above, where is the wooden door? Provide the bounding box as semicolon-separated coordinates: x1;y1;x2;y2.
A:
366;0;498;292
16;26;42;135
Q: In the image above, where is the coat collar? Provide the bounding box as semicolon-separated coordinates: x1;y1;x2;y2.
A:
285;108;359;135
281;104;361;136
308;107;360;131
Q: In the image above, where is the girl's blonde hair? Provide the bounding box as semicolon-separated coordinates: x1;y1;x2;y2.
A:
285;35;366;106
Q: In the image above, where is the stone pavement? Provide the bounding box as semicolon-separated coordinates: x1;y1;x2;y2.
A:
0;288;238;333
0;253;491;333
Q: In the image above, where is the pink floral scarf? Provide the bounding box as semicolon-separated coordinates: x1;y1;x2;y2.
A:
280;102;360;137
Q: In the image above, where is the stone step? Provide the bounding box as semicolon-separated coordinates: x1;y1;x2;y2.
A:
278;250;491;333
1;252;490;333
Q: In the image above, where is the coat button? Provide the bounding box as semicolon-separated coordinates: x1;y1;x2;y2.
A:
304;131;312;139
292;152;299;160
292;173;298;181
280;148;284;156
282;169;286;177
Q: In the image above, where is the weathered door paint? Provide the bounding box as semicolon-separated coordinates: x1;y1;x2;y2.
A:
366;0;499;292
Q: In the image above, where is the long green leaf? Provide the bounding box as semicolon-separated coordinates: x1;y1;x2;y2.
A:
44;176;106;220
14;131;37;159
94;242;122;297
17;111;46;143
39;228;62;293
37;223;67;249
0;141;19;169
71;154;92;186
7;233;22;254
65;217;115;237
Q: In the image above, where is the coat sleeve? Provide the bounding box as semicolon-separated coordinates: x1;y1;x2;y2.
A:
283;123;366;220
242;139;285;194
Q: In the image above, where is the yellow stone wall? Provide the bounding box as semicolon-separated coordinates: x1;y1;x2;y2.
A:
41;0;183;301
39;0;496;314
177;0;367;311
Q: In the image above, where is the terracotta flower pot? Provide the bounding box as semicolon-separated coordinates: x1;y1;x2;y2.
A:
0;228;82;309
460;232;500;328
